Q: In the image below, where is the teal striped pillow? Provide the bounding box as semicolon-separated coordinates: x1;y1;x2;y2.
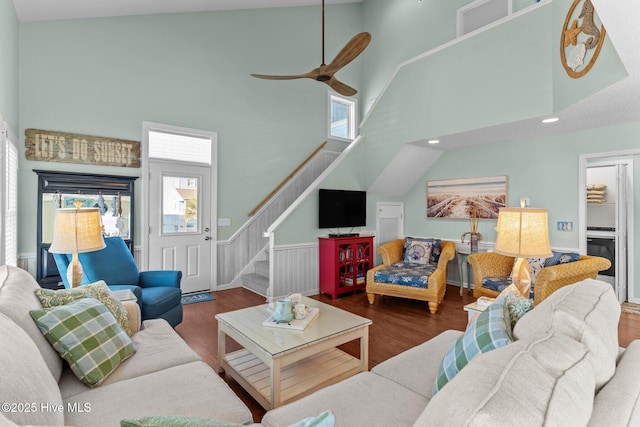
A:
30;298;136;387
432;299;513;394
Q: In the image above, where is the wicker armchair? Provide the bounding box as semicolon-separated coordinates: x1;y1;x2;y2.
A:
467;252;611;305
366;239;455;314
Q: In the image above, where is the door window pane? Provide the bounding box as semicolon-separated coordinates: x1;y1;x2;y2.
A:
162;175;199;234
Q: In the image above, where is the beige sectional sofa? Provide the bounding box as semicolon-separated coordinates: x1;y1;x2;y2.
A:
4;260;639;427
262;278;640;426
0;265;253;427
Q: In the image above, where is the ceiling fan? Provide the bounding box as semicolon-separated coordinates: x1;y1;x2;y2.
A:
250;0;371;97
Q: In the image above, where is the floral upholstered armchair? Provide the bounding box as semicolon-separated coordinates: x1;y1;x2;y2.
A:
467;251;611;305
366;237;455;314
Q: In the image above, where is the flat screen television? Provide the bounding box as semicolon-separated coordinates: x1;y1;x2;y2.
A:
318;189;366;230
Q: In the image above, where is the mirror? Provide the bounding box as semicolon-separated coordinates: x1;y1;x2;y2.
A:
41;193;132;243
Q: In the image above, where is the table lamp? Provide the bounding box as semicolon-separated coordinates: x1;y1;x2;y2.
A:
49;200;106;288
493;205;553;298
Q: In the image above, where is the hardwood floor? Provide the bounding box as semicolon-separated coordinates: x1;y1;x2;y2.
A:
175;285;640;423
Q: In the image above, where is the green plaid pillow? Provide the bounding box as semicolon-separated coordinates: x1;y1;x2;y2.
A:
34;280;132;336
30;298;136;387
432;299;513;394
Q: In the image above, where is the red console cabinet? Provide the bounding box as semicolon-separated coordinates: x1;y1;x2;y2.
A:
319;235;374;299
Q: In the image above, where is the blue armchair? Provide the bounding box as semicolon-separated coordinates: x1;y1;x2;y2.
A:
53;236;183;328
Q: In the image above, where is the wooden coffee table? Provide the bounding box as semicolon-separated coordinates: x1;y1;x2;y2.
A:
216;296;372;410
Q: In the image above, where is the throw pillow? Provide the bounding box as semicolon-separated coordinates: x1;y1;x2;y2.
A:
120;416;243;427
34;280;132;336
497;284;534;327
403;237;440;265
526;257;546;286
545;251;580;267
432;299;513;395
288;410;335;427
30;298;136;387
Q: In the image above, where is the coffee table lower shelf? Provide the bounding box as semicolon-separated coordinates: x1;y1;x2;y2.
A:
222;347;361;410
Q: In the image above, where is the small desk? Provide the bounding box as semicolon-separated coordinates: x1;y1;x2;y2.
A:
457;250;476;296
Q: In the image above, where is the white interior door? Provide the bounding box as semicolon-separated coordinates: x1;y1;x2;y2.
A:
375;202;404;265
148;160;213;293
616;163;629;303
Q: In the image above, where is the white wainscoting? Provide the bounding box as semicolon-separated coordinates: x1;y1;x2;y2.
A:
271;242;319;299
18;253;36;277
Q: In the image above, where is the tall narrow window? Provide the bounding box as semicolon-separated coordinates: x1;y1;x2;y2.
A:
328;93;357;141
1;120;18;266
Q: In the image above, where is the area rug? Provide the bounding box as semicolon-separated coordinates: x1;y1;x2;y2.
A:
181;292;215;305
621;302;640;315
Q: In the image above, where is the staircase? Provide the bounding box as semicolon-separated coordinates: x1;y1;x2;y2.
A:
226;145;339;297
241;250;269;296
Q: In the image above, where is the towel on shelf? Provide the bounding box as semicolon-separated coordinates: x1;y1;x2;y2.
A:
587;183;607;191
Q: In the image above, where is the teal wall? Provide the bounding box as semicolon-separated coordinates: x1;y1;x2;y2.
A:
0;0;18;132
17;5;363;252
359;0;541;114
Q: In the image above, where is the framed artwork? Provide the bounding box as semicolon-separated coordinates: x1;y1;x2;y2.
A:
427;175;507;219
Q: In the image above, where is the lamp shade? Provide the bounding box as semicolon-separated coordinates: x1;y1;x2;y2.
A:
49;207;106;254
494;208;553;258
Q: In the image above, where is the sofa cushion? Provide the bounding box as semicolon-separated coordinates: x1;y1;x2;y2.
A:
481;276;512;293
588;341;640;427
64;361;253;427
404;237;441;265
59;318;201;398
372;330;462;398
0;265;64;381
30;297;137;387
373;262;437;288
416;334;595;427
0;312;64;426
262;372;428;427
35;280;133;336
513;279;620;389
432;300;513;394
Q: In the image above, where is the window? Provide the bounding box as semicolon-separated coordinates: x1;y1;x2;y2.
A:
328;93;357;141
148;130;212;165
0;119;18;266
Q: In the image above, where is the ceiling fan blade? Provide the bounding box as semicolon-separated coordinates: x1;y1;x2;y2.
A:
325;32;371;74
324;77;357;97
250;72;315;80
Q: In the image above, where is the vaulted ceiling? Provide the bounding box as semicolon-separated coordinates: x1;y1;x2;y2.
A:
12;0;361;22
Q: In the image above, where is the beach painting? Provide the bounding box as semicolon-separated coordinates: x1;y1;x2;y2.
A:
427;175;507;219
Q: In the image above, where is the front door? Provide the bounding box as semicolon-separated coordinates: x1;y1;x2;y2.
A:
148;160;213;293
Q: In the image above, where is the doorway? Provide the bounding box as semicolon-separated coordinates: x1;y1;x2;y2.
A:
142;122;218;294
375;202;404;265
579;153;635;303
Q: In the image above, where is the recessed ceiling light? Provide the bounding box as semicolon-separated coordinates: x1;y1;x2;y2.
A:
542;117;559;124
427;139;440;144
